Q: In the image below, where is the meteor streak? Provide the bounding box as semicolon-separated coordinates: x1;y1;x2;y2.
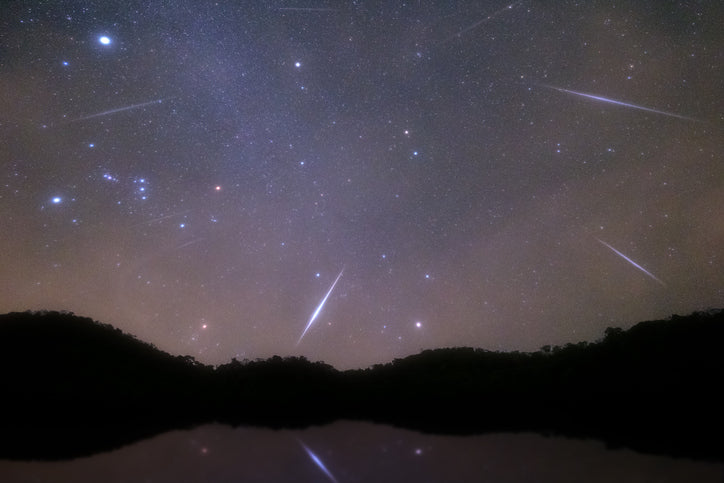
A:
297;268;344;345
277;7;338;11
596;239;666;286
175;238;204;250
541;85;699;122
71;98;166;122
132;210;192;227
444;1;523;42
298;440;339;483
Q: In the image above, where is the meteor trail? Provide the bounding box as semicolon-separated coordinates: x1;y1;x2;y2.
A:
444;1;523;42
596;239;666;286
540;85;699;122
132;210;192;227
298;440;339;483
297;268;344;345
175;238;204;250
277;7;338;11
70;98;166;122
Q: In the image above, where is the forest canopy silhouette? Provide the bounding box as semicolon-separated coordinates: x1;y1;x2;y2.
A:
0;308;722;461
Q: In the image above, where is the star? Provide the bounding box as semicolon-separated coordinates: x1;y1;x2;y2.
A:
2;0;719;375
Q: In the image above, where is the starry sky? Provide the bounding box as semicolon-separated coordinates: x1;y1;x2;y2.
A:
1;1;722;369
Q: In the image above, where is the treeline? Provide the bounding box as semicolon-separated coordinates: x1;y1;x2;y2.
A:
0;309;722;461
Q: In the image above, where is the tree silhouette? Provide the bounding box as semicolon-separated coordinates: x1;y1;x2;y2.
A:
0;309;722;461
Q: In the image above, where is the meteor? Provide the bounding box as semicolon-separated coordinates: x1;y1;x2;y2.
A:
541;85;699;122
298;440;339;483
296;268;344;345
277;7;338;11
70;98;166;122
175;238;204;250
444;1;523;42
596;238;666;286
131;210;192;227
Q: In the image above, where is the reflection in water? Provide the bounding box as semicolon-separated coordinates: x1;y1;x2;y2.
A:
0;421;721;482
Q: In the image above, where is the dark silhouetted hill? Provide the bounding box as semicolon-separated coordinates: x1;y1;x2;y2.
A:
0;309;722;461
0;310;215;460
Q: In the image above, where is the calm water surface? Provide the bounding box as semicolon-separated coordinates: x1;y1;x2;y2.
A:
1;421;721;482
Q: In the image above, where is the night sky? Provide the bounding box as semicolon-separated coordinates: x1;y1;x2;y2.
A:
1;1;722;369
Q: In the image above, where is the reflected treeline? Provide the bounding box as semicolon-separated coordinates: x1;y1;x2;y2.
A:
1;309;722;461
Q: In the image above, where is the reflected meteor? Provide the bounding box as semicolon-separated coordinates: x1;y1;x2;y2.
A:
597;239;666;286
296;268;344;345
298;440;339;483
71;98;166;122
541;85;699;122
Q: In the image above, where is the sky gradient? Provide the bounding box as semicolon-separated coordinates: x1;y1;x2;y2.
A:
1;1;722;369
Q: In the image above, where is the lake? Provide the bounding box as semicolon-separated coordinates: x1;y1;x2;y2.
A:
0;421;721;482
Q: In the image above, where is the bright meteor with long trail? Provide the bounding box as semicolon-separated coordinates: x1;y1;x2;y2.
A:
297;268;344;345
70;98;166;122
596;239;666;286
541;85;699;122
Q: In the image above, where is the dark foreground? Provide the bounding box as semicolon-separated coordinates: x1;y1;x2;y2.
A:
0;309;722;461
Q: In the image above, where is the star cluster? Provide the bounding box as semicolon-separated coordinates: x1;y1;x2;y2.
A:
1;1;722;368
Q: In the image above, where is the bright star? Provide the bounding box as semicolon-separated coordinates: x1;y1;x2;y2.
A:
99;36;111;45
295;61;301;68
51;197;62;204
